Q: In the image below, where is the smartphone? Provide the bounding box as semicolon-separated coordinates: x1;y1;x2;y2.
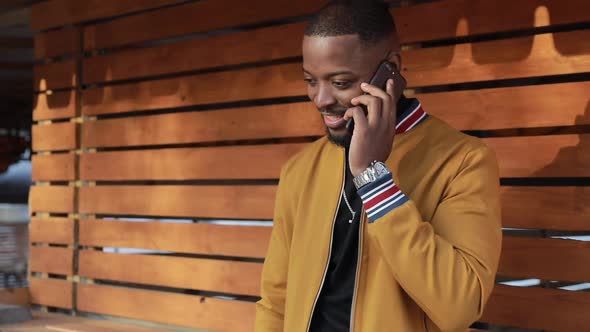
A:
346;60;407;129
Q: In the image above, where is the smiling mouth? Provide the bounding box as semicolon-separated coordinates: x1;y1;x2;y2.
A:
321;112;347;128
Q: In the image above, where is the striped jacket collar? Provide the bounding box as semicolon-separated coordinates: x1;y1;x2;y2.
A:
395;97;428;134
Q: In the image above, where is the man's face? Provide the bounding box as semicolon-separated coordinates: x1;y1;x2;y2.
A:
302;34;392;147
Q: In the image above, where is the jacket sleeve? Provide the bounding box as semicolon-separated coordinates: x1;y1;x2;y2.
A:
255;166;292;331
357;146;502;331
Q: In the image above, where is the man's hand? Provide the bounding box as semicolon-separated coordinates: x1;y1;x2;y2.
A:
344;79;397;177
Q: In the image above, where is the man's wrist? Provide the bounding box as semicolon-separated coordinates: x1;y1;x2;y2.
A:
353;161;391;190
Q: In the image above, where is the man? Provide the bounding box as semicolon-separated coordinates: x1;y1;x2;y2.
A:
256;1;502;331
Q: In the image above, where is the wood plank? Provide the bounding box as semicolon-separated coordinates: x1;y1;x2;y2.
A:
0;311;179;332
0;36;32;49
79;185;276;220
81;0;589;51
499;237;590;283
29;186;75;213
80;144;307;180
501;186;589;231
83;28;590;113
77;283;255;332
486;134;590;178
79;219;271;258
82;104;321;148
33;90;77;121
0;288;28;306
79;250;262;296
34;27;79;59
32;122;77;152
481;285;590;331
404;30;590;87
29;217;74;244
83;0;323;51
417;81;590;130
31;153;75;181
0;61;32;70
82;0;590;84
30;0;186;31
83;21;305;84
29;278;72;309
33;60;76;91
82;62;305;116
394;0;590;44
29;246;73;275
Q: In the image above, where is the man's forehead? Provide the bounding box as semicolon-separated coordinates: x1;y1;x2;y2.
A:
303;35;363;58
302;35;366;72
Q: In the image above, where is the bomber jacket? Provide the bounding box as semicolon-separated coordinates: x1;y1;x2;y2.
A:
255;99;502;332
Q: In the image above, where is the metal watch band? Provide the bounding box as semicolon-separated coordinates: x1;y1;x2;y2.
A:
353;161;391;190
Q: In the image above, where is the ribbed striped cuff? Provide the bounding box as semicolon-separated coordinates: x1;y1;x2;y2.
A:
358;173;409;223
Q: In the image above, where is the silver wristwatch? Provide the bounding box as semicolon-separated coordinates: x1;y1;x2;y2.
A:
353;161;391;190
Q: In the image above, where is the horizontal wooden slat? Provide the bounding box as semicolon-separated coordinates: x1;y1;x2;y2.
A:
405;30;590;87
501;186;589;231
0;288;28;306
30;0;185;31
34;27;79;59
0;61;32;70
79;219;271;258
417;81;590;130
394;0;590;44
83;28;590;113
79;186;276;219
33;90;77;121
83;0;323;51
29;186;75;213
80;144;306;180
79;250;262;296
0;311;179;332
77;283;255;332
82;104;322;147
32;122;77;152
29;217;74;244
499;237;590;283
29;278;72;309
32;153;76;181
481;285;590;331
33;59;76;91
83;21;305;84
81;0;590;51
0;36;31;49
82;62;304;116
29;246;73;275
83;1;590;84
486;134;590;178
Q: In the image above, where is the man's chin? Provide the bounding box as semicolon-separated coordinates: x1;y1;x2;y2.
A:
326;127;352;148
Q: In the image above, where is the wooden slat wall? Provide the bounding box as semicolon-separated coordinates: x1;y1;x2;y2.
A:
29;0;590;331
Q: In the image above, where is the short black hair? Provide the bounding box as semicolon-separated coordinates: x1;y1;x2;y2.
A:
304;0;396;47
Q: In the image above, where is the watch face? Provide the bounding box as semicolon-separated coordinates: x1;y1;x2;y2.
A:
374;162;388;174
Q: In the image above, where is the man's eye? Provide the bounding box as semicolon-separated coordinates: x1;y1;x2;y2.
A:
304;78;317;86
333;81;351;89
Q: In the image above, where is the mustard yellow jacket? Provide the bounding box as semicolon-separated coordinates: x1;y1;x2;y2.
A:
256;114;502;332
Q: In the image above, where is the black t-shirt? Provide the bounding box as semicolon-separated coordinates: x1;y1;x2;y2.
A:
309;155;363;332
309;96;411;331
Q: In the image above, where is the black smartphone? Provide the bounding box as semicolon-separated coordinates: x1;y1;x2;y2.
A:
346;60;407;129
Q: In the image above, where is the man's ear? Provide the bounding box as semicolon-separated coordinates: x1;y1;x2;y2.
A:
389;52;402;71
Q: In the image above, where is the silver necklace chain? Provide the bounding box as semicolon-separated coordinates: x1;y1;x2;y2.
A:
342;188;356;224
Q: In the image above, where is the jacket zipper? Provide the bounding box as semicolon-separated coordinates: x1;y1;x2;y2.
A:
305;158;346;332
349;207;365;332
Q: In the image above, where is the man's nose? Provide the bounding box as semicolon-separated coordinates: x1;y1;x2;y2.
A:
314;84;336;110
